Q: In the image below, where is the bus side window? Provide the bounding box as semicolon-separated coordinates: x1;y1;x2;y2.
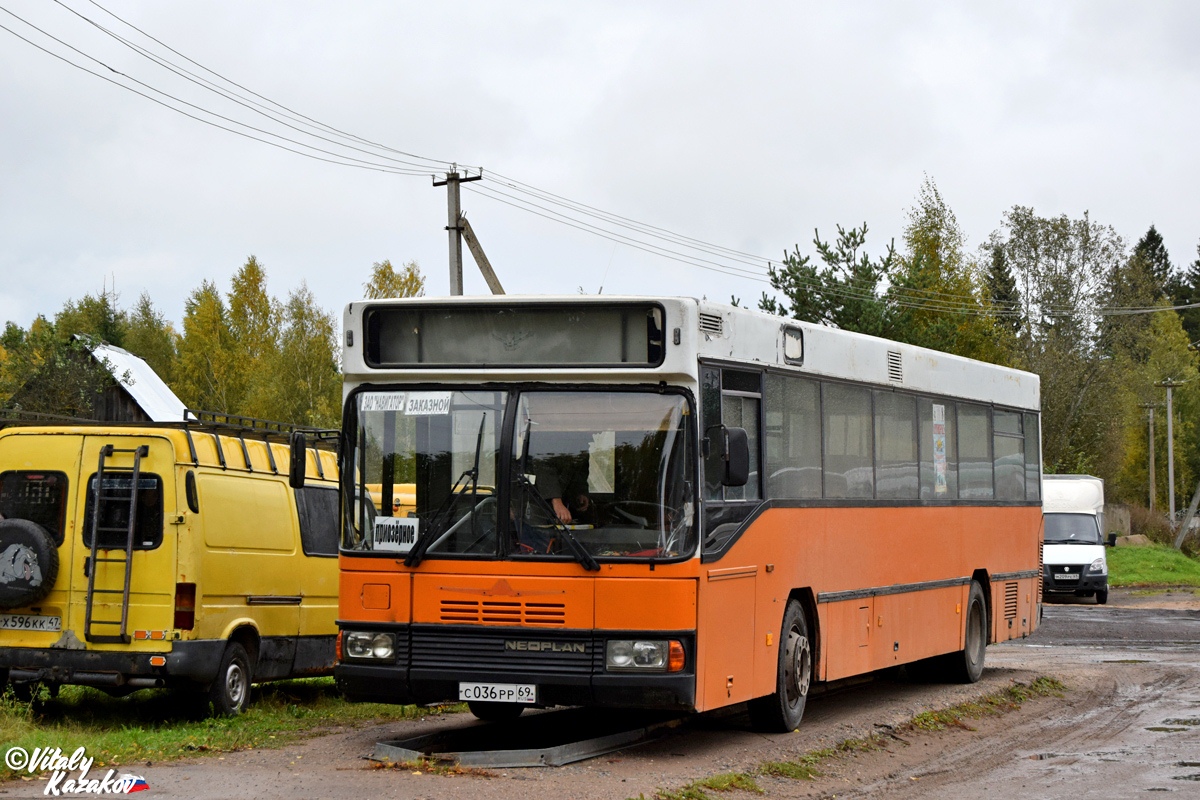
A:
1024;412;1041;500
701;365;763;503
993;410;1025;501
823;383;873;499
765;374;821;499
957;403;993;499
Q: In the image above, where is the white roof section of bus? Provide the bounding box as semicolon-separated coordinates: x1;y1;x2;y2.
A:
342;295;1039;410
1042;475;1104;515
90;342;187;422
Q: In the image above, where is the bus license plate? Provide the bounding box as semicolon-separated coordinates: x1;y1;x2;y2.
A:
0;614;62;632
458;682;537;704
1056;573;1079;580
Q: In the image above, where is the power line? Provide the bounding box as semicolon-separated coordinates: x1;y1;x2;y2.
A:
3;3;1194;321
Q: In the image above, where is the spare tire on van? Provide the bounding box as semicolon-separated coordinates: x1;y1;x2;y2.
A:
0;518;59;609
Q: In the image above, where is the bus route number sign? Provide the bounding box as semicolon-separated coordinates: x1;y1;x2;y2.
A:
459;682;537;704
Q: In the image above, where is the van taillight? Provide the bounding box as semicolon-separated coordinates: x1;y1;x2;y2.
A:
174;583;196;630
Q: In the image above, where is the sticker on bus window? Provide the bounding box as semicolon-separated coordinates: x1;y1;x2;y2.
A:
932;403;948;496
360;393;407;412
404;392;452;416
374;516;419;552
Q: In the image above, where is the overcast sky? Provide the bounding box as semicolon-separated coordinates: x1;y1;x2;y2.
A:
2;1;1198;334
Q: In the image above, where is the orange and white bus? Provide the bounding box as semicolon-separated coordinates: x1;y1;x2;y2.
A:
327;296;1041;730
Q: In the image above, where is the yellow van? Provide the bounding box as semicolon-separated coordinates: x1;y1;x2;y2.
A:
0;413;338;715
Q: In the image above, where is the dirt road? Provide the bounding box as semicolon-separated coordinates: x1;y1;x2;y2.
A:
4;589;1198;799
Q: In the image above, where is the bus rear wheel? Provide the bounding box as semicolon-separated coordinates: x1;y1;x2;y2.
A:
946;581;987;683
748;599;812;733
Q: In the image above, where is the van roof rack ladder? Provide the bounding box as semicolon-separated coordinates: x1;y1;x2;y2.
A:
177;409;337;472
83;443;149;644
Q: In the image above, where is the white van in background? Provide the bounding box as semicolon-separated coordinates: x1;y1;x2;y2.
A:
1042;475;1113;604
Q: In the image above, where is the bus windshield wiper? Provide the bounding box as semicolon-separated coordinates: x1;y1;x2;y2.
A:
515;473;600;572
405;414;486;567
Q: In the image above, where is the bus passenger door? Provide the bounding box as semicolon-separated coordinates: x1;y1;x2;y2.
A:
699;567;757;709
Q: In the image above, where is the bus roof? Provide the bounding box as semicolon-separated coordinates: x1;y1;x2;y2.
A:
344;295;1040;411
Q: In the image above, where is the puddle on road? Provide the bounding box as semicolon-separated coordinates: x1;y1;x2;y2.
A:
1030;753;1059;760
1162;718;1200;726
1145;726;1189;733
1103;659;1151;664
1172;773;1200;781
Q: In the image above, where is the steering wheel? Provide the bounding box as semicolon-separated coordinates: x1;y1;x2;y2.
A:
610;501;666;529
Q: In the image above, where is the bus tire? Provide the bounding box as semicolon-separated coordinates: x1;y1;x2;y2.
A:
1096;589;1108;605
946;581;987;684
748;599;812;733
467;701;525;722
209;642;252;716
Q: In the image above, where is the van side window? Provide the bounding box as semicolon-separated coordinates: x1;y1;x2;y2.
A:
83;473;164;550
0;471;69;546
295;486;339;556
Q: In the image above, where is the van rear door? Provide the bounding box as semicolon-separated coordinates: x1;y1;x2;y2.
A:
0;432;83;646
71;436;177;647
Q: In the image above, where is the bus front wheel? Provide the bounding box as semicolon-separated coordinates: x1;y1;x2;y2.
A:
748;599;811;733
946;581;987;683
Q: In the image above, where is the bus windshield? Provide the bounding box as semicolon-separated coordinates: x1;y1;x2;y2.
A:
344;389;696;562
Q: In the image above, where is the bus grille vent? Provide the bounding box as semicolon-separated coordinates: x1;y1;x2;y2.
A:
887;350;904;383
1004;582;1019;620
439;599;566;626
699;313;724;336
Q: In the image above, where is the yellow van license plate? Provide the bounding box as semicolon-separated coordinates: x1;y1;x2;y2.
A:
459;682;537;703
0;614;62;632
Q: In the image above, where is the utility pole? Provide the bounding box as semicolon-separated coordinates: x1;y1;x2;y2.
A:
1140;402;1157;511
1155;379;1187;524
433;166;482;296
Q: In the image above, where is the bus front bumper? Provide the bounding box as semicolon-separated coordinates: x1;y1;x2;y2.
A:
335;624;696;711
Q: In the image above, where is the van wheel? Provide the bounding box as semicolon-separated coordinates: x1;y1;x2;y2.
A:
1096;590;1108;605
946;581;987;683
467;701;524;722
209;643;252;716
748;599;812;732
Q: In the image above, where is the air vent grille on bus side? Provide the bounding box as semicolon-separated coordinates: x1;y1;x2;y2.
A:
1004;582;1019;620
439;599;566;626
699;313;724;336
887;350;903;383
1037;544;1044;604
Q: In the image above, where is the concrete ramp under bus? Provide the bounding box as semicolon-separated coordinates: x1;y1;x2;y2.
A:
371;708;684;768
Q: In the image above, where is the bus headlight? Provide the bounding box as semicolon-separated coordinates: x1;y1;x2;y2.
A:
344;631;395;660
1087;558;1107;576
606;639;684;672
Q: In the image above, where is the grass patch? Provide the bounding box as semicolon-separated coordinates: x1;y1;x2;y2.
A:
637;677;1065;800
905;676;1064;732
1;678;460;781
1107;544;1200;588
645;771;764;800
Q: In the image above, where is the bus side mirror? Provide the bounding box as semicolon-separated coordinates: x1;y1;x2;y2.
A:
289;431;308;489
723;426;750;487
